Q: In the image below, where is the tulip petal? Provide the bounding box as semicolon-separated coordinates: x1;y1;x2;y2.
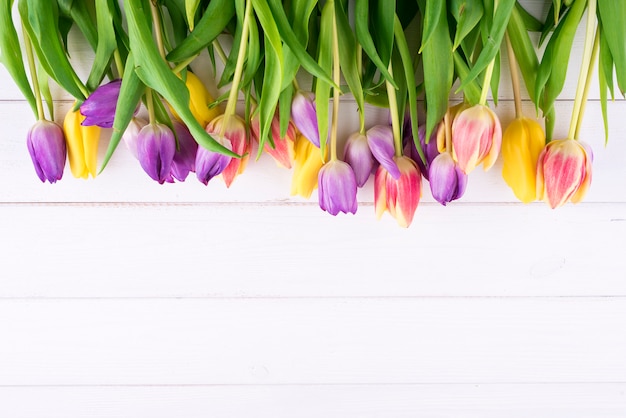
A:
291;91;320;147
344;132;376;187
367;125;400;179
318;160;358;215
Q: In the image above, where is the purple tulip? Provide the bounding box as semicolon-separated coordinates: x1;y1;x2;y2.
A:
366;125;400;180
80;79;125;128
195;135;233;185
404;124;441;180
136;123;176;184
170;121;199;182
26;120;66;183
428;153;467;206
343;132;376;187
122;117;147;159
318;160;358;215
291;91;320;147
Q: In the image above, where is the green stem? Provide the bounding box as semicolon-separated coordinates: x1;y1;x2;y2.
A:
172;54;200;74
113;49;124;78
150;0;168;61
444;110;452;154
146;88;156;124
386;63;402;158
221;0;253;136
574;27;600;140
22;24;44;120
330;3;340;162
505;33;522;118
567;0;597;140
479;59;496;105
212;40;228;65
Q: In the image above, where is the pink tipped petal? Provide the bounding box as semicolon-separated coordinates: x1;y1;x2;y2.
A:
206;115;249;188
367;125;400;179
481;109;502;171
452;104;501;174
393;157;421;227
374;166;388;219
344;132;376;187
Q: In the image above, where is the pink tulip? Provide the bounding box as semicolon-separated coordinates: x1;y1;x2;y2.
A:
251;112;296;169
374;156;422;228
451;104;502;174
536;139;593;209
205;114;249;188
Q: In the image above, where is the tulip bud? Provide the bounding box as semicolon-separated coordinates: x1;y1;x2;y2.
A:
205;114;249;187
451;104;502;174
367;125;400;179
318;160;358;215
122;117;148;159
374;156;422;228
291;91;320;147
136;123;176;184
195;136;233;185
291;134;326;198
536;139;593;209
501;117;546;203
169;72;221;128
344;132;376;187
26;120;66;183
428;153;467;205
251;112;296;169
63;106;101;179
80;79;125;128
170;121;199;182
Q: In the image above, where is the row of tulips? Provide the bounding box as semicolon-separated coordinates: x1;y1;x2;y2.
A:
4;0;618;227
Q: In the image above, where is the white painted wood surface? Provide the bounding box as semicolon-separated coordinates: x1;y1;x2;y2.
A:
1;2;626;416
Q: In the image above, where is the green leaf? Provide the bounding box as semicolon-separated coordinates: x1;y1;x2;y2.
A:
450;0;484;51
124;0;236;157
242;12;261;89
0;0;37;115
58;0;98;50
599;26;615;100
280;0;317;90
506;5;539;105
456;0;515;92
279;83;294;139
86;0;118;91
185;0;200;30
514;1;543;32
420;0;443;51
166;0;235;62
18;0;87;100
37;60;54;120
335;0;364;118
371;0;395;64
597;1;626;95
453;51;481;104
316;0;333;155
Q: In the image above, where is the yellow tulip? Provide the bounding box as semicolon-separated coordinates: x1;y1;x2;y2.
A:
291;134;326;198
63;105;101;179
501;117;546;203
169;72;221;128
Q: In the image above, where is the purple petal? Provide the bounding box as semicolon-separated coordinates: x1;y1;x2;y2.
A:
428;153;466;205
170;121;199;182
291;91;320;147
80;79;123;128
343;132;376;187
366;125;400;179
27;120;66;183
318;160;358;215
136;123;176;184
195;136;233;185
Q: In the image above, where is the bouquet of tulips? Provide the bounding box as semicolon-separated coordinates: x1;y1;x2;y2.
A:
2;0;624;227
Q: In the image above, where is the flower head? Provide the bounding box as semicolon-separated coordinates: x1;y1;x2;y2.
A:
63;106;101;179
318;160;358;215
122;117;148;159
428;153;467;205
26;120;66;183
195;135;233;185
251;111;296;169
170;121;199;182
404;124;441;180
344;132;376;187
367;125;400;179
501;117;546;203
536;139;593;209
136;123;176;184
80;79;125;128
451;104;502;174
205;114;248;187
375;156;421;228
291;91;320;147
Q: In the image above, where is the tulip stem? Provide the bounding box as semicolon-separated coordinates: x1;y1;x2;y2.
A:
444;110;452;154
330;3;340;162
150;0;168;61
113;49;124;78
146;88;156;124
172;54;200;74
386;63;402;158
479;0;498;106
505;33;522;118
22;24;44;120
567;0;596;141
575;27;600;141
221;0;252;137
212;40;228;66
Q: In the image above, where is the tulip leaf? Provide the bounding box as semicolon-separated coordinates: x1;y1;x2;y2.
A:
57;0;98;50
86;0;118;91
506;5;539;105
185;0;200;30
100;52;144;172
166;0;235;62
514;1;543;32
597;1;626;95
37;60;54;120
456;0;515;92
335;0;364;118
316;0;333;155
0;0;37;116
417;0;453;141
279;83;293;139
124;0;236;157
353;0;396;88
280;0;317;90
242;12;261;89
18;0;87;100
599;28;615;100
450;0;484;51
453;51;481;105
371;0;395;65
420;0;443;51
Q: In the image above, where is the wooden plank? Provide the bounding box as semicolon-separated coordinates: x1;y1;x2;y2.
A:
1;100;625;203
0;298;625;385
0;203;624;297
0;384;625;418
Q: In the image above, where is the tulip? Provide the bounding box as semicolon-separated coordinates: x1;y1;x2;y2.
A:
122;117;148;159
344;132;376;187
536;139;593;209
428;153;467;205
170;121;199;182
404;124;441;180
291;91;320;147
136;123;176;184
291;134;326;198
169;72;221;128
195;136;233;185
318;160;358;215
251;112;296;169
80;79;124;128
63;106;101;179
374;156;421;228
26;120;66;183
451;104;502;174
204;114;249;187
501;117;546;203
366;125;400;179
